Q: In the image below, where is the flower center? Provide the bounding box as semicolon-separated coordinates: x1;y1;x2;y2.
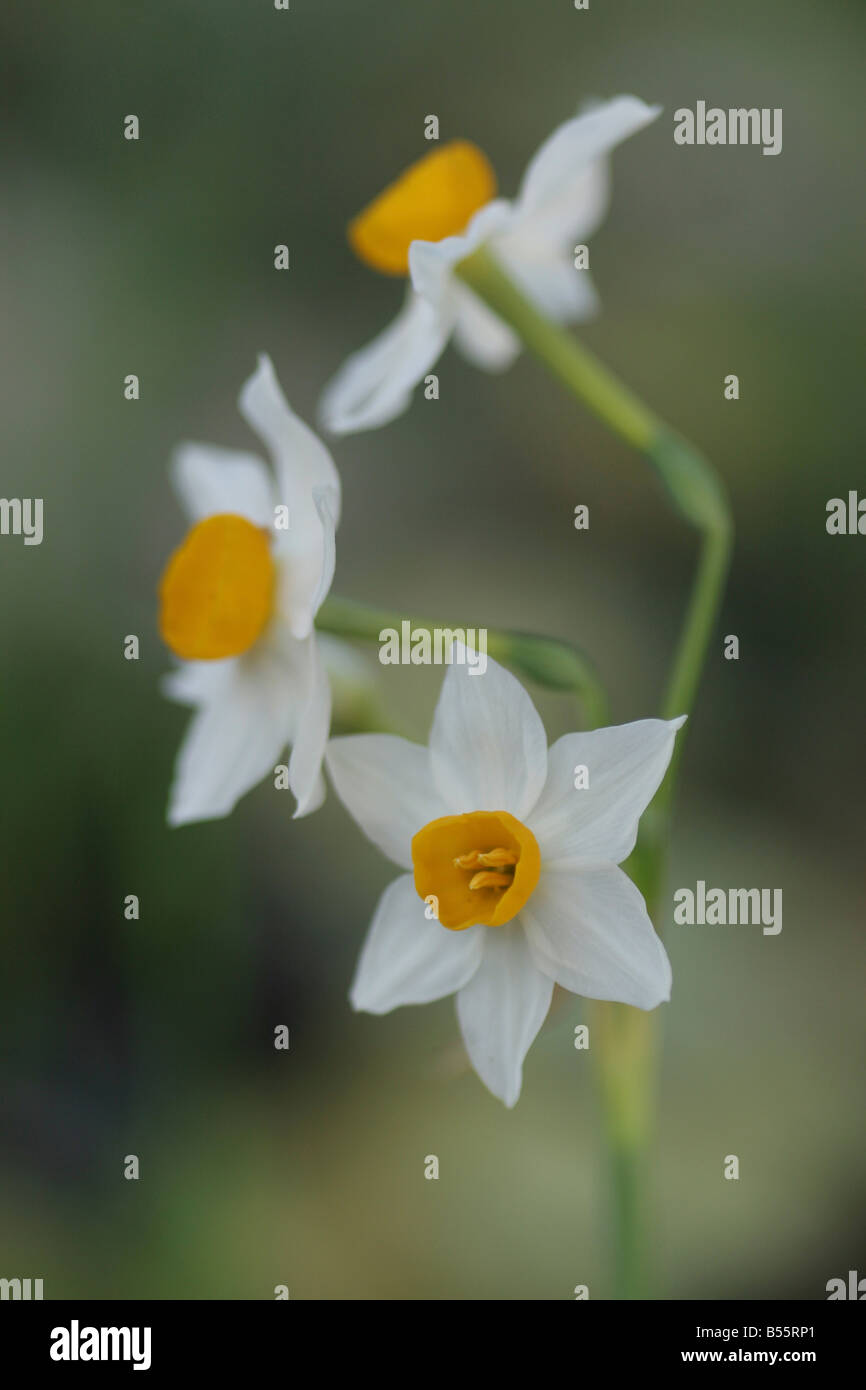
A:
348;140;497;276
411;810;540;931
158;513;276;660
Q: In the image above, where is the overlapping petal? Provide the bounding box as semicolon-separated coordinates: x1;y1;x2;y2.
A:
429;649;548;818
450;281;521;370
407;199;514;309
165;631;330;825
318;293;452;435
513;97;661;231
239;354;341;636
326;734;448;869
455;924;553;1107
528;716;685;864
350;874;484;1013
285;634;332;818
520;862;671;1009
165;647;293;826
492;248;600;326
171;444;274;528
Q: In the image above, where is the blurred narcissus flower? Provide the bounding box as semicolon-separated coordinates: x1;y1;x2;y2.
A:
319;96;660;435
159;355;341;825
325;650;683;1106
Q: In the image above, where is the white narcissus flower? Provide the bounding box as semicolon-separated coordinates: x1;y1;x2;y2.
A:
158;355;341;826
326;650;683;1107
319;96;661;435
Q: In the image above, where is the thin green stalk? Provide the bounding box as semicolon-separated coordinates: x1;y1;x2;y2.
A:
659;522;730;772
589;1000;657;1299
456;244;733;1301
316;593;610;729
457;246;733;856
457;248;729;531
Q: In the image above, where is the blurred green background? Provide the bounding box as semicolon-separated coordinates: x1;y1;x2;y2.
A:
1;0;863;1299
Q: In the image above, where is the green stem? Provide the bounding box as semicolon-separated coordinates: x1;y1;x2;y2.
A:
456;245;733;1301
316;594;610;729
589;1000;657;1299
656;522;731;803
457;247;730;531
457;246;734;845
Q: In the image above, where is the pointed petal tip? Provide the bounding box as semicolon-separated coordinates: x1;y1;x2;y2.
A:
239;351;298;428
646;986;672;1010
291;772;327;819
588;93;663;120
241;352;273;397
348;987;388;1017
167;800;224;829
480;1071;522;1108
318;409;343;437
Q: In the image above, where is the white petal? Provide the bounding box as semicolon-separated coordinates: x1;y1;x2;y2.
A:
521;862;671;1009
494;248;601;325
528;717;685;864
308;485;339;616
429;649;548;818
167;654;291;826
456;924;553;1107
408;198;514;309
326;734;448;869
351;874;484;1014
407;202;518;372
318;292;451;435
514;97;661;236
509;149;611;253
239;354;341;638
267;480;339;641
171;443;274;527
239;354;341;513
287;634;332;818
162;657;233;708
299;771;327;817
166;635;329;825
451;281;521;370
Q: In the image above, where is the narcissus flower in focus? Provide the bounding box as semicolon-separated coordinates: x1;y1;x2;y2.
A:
325;649;683;1106
159;355;341;825
320;96;660;434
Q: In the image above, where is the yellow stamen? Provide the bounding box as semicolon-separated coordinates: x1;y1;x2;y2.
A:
158;513;275;661
348;140;497;276
453;848;519;870
468;871;514;891
412;810;541;931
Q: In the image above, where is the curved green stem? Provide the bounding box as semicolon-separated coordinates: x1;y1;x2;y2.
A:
457;246;734;846
457;248;730;532
589;1000;657;1299
317;593;610;729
